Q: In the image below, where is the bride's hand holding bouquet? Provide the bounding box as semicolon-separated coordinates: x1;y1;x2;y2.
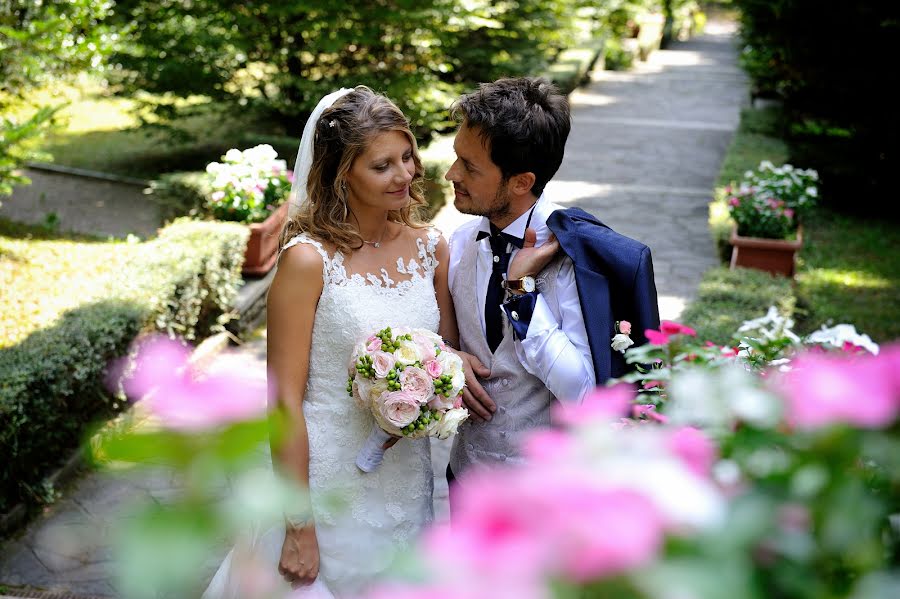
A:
348;327;469;472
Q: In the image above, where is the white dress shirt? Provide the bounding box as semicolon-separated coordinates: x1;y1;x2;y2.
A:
448;193;595;402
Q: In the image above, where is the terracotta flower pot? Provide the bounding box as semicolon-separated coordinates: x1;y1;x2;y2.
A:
729;225;803;278
242;202;289;276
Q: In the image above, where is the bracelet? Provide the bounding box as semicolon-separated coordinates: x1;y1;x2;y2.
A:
284;513;314;529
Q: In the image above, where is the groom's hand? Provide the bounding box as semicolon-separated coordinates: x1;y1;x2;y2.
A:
508;228;559;281
459;351;495;421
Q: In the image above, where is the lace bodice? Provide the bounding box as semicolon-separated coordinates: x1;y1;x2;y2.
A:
278;228;440;595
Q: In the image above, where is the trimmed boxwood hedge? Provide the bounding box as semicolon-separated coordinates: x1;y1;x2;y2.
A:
0;218;248;512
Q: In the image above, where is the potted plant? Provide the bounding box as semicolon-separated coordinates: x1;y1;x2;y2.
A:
205;145;293;276
727;161;819;277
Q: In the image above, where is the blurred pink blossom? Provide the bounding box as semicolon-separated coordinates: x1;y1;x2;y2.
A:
426;467;664;584
776;345;900;429
645;329;670;345
552;384;634;426
660;321;697;336
667;427;717;477
123;335;268;430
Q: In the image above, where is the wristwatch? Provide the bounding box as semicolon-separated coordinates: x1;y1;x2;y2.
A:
503;275;536;294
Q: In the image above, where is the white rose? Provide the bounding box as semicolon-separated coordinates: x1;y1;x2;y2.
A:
372;351;396;378
394;339;424;366
450;370;465;396
436;350;463;377
224;148;243;163
611;333;634;354
432;408;469;440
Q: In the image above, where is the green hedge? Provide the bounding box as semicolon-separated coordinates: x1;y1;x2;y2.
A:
543;36;608;95
0;219;248;513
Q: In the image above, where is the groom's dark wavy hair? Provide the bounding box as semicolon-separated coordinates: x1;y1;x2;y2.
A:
451;77;570;197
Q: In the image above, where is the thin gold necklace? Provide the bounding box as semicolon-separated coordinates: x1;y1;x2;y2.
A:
362;223;389;248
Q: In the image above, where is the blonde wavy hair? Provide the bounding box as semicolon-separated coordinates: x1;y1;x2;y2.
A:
279;86;428;254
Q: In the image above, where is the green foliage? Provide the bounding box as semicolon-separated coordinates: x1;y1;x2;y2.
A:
1;1;115;196
732;0;899;215
106;1;601;140
0;218;248;512
603;37;636;71
0;0;114;107
0;105;61;198
680;267;795;346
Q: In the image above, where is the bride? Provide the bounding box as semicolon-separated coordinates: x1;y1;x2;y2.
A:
203;87;459;598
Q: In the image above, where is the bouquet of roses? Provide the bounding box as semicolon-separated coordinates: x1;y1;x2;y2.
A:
347;326;469;472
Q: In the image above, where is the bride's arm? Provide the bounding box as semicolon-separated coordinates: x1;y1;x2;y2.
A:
266;243;325;587
433;235;459;348
433;234;493;420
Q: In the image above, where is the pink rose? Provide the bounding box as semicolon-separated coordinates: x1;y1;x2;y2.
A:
379;391;421;428
400;366;433;404
411;333;437;362
372;351;396;378
427;395;455;411
618;320;632;335
366;336;382;352
424;359;443;379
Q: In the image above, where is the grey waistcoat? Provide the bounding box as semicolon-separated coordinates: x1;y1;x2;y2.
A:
449;226;565;477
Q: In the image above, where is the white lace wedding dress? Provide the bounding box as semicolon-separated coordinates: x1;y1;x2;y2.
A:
203;230;440;599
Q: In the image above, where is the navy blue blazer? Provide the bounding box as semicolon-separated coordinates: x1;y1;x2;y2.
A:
547;207;660;384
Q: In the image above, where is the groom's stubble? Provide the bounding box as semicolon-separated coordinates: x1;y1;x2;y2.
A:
456;179;512;225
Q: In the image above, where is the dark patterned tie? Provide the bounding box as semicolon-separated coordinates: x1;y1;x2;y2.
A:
484;227;510;353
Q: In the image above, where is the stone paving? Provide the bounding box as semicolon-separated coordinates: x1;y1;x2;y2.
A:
0;19;746;598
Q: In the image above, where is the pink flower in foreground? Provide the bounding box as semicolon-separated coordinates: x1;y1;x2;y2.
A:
776;345;900;429
522;429;575;463
552;384;634;426
122;335;268;430
426;467;664;584
667;427;717;477
660;321;697;337
645;329;670;346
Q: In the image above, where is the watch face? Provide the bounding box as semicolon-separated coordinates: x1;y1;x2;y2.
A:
522;276;536;292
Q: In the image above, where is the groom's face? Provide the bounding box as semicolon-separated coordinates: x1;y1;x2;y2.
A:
446;123;510;221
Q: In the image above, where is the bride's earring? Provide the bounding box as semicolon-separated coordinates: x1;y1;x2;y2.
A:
340;183;349;221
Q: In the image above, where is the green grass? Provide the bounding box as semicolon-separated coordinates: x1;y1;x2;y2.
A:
680;267;795;346
795;208;900;343
18;79;277;180
0;216;137;349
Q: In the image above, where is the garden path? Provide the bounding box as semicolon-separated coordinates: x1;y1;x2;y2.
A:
0;17;747;598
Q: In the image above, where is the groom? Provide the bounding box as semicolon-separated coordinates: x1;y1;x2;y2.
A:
446;77;660;490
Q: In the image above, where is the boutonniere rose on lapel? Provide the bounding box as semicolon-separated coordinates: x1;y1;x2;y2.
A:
611;320;634;354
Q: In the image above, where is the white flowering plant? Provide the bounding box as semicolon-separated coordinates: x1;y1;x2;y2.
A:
349;326;469;472
725;160;819;239
204;144;293;224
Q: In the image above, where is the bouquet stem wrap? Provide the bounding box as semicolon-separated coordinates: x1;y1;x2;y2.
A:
356;425;394;473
